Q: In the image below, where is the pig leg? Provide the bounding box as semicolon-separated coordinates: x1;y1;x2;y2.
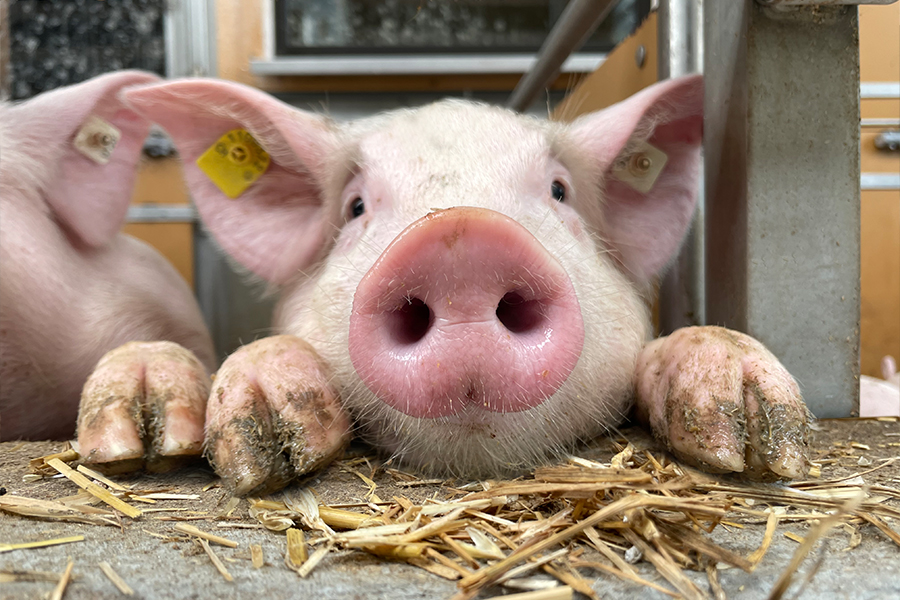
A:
883;356;899;387
634;326;811;480
77;341;210;473
204;335;351;496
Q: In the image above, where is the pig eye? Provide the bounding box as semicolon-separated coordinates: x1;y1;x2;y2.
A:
551;180;566;202
349;197;365;219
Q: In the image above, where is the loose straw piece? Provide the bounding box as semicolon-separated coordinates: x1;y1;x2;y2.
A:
76;465;130;491
174;523;238;548
861;513;900;547
199;538;233;582
286;528;308;568
748;511;780;568
767;493;865;600
296;544;331;578
0;535;84;554
46;458;141;519
251;544;264;569
98;561;134;596
0;570;63;583
483;586;573;600
49;560;74;600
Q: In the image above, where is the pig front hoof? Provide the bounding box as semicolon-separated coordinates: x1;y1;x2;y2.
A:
77;341;210;473
635;326;812;481
204;335;351;496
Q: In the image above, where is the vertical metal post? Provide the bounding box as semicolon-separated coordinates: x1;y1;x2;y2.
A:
704;1;861;417
165;0;218;77
0;0;9;101
658;0;705;332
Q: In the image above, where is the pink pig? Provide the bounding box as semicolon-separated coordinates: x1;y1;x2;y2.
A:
860;356;900;418
72;74;810;495
0;72;215;464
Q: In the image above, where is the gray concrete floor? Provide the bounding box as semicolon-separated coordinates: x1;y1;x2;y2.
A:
2;419;899;600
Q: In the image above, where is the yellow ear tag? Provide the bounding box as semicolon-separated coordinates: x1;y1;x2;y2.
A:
196;129;271;199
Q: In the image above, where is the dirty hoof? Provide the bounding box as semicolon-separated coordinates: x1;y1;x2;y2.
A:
77;341;210;473
634;326;811;480
204;335;351;496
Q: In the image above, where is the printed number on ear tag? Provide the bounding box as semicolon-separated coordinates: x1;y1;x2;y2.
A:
196;129;271;199
74;116;121;165
611;140;668;194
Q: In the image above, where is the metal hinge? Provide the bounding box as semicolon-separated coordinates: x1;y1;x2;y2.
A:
127;205;198;223
874;130;900;152
861;173;900;190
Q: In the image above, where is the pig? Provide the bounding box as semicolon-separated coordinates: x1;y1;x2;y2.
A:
75;74;811;495
860;356;900;418
0;71;215;469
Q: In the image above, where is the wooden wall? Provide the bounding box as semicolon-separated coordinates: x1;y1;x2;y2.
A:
859;2;900;378
124;158;195;288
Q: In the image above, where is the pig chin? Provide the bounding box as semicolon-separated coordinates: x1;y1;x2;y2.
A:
349;362;635;478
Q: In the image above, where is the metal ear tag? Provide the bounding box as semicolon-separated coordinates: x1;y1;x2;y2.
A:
611;140;668;194
74;116;122;165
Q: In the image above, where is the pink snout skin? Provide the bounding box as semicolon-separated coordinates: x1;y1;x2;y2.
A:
349;207;584;418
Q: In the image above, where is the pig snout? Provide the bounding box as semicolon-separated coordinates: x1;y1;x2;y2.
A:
348;206;584;418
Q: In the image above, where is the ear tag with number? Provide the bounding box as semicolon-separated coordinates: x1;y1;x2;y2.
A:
74;116;121;165
196;129;271;199
611;140;668;194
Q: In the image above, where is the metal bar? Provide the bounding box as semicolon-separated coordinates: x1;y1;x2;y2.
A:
164;0;217;77
657;0;705;333
704;1;860;418
251;54;608;77
507;0;619;112
127;205;197;223
860;82;900;98
0;0;9;101
861;173;900;190
862;118;900;127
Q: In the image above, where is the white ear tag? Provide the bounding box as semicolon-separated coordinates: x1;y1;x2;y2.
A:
74;116;122;165
611;140;668;194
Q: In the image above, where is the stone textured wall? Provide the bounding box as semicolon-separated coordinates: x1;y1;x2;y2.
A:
8;0;165;100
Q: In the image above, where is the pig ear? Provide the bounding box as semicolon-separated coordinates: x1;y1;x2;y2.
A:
565;75;703;283
123;79;339;285
12;71;161;248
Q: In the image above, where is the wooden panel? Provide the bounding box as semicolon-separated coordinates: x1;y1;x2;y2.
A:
131;158;190;205
553;12;657;122
126;157;194;288
862;98;900;119
860;190;900;378
859;2;900;379
122;222;195;288
860;3;900;83
216;0;265;87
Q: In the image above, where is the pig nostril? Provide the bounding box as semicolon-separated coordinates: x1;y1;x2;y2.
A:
387;298;432;345
496;291;546;335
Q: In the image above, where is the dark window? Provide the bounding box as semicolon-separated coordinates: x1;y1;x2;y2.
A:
275;0;652;56
9;0;166;100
